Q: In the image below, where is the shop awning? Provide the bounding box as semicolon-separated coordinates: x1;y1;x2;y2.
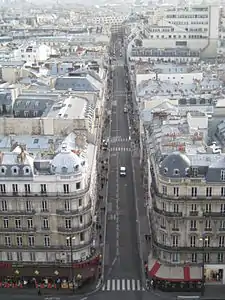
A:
148;258;201;282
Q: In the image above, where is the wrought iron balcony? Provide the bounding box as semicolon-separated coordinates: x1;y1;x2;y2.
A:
153;203;182;217
56;202;92;215
153;240;222;252
57;221;92;233
0;227;37;233
0;210;36;216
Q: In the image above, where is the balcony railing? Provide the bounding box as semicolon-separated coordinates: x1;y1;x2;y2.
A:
0;210;36;216
153;203;183;217
56;202;92;215
0;238;93;251
0;227;37;233
153;240;223;252
57;221;92;233
0;180;90;199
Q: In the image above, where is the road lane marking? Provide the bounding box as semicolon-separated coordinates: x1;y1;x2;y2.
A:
127;279;130;291
122;279;125;290
117;279;120;290
132;279;135;291
137;280;141;291
112;279;115;291
107;280;110;291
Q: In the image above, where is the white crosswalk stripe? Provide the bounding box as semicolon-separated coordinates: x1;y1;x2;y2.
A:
110;147;131;152
110;136;129;143
102;279;144;292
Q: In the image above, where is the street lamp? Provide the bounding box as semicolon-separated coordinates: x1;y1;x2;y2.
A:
199;236;208;296
66;236;76;292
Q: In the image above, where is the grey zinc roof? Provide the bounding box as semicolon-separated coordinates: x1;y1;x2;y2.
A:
0;151;34;179
55;76;99;92
0;90;12;105
159;152;191;178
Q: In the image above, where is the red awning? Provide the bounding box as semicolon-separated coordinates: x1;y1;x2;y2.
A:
148;259;201;282
149;261;160;277
184;265;191;281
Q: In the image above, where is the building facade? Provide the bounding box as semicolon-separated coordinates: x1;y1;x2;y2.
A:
0;140;97;279
146;112;225;284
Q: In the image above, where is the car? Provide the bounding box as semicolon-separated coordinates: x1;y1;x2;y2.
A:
120;166;126;177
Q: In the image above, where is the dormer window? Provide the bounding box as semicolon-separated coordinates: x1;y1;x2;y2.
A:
74;165;79;171
61;166;68;174
81;161;85;166
12;166;19;175
23;167;30;175
0;166;6;174
173;169;180;176
164;167;168;174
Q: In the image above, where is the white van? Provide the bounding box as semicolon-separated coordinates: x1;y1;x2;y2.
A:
120;166;126;177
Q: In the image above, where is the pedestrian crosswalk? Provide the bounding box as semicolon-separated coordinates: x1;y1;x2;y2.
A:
110;136;130;143
110;147;131;152
102;279;144;292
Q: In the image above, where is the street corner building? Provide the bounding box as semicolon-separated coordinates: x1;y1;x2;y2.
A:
143;110;225;291
0;134;99;284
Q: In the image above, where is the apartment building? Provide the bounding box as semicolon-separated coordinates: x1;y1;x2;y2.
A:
0;133;98;280
128;4;220;61
145;110;225;287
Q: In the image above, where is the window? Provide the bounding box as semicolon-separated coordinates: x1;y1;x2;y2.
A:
16;236;23;246
3;218;8;228
5;236;11;246
78;199;82;207
0;184;6;194
79;216;83;224
63;184;69;194
6;252;12;261
12;184;18;194
173;204;179;213
40;184;47;194
80;232;84;242
172;235;178;247
28;235;35;246
205;220;211;230
221;187;225;197
192;167;198;177
172;253;179;262
0;167;6;174
12;167;18;175
219;236;225;247
24;167;30;175
204;236;210;247
173;169;179;176
15;218;21;229
17;252;23;261
221;170;225;181
162;202;166;211
41;200;48;212
65;218;71;229
161;217;165;228
206;187;212;197
66;237;71;247
29;252;36;261
26;200;32;212
218;253;224;263
76;182;81;190
24;184;30;194
1;200;7;211
162;185;167;195
204;253;210;263
205;203;211;213
191;253;197;263
190;220;197;230
43;218;49;229
221;204;225;213
173;187;179;196
64;200;70;211
27;218;33;229
191;187;197;197
220;220;225;229
191;204;197;212
190;236;196;247
172;219;179;230
44;235;50;247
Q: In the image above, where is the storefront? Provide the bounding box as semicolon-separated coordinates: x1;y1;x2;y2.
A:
148;259;202;292
204;264;224;284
